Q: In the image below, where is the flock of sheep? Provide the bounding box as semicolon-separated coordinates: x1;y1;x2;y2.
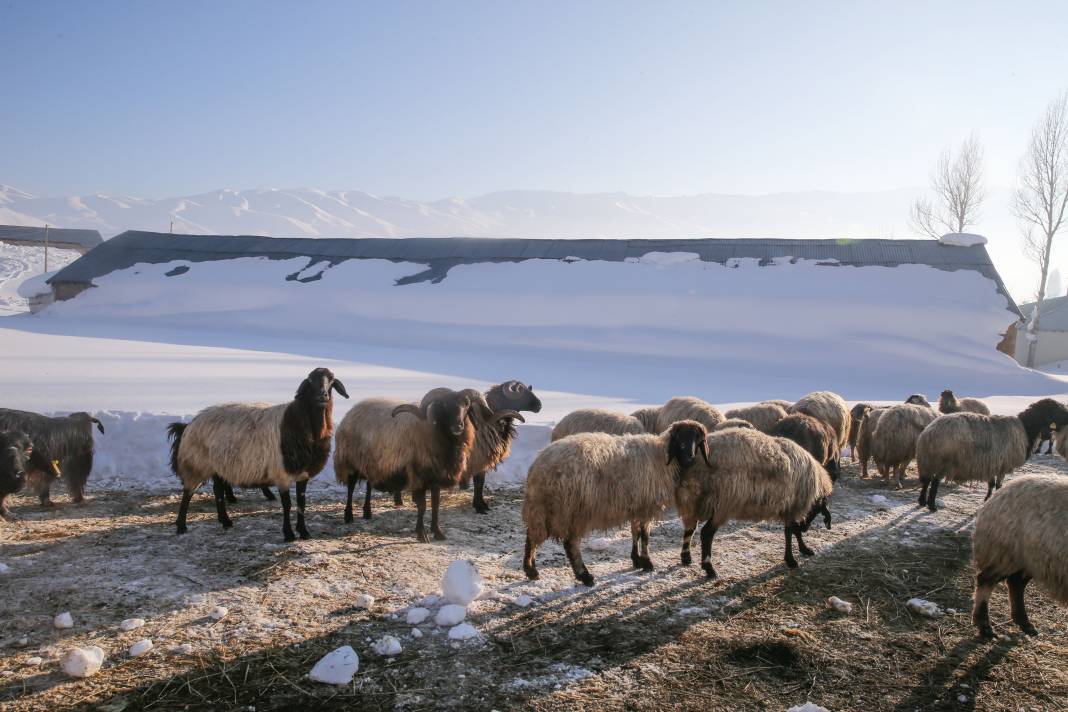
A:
0;370;1066;640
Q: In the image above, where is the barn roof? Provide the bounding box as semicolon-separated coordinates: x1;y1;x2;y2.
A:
0;225;104;250
48;230;1020;314
1018;296;1068;331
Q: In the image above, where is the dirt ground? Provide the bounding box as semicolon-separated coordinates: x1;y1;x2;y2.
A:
1;458;1066;712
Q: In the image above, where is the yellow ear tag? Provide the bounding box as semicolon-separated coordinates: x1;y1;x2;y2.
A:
51;460;61;475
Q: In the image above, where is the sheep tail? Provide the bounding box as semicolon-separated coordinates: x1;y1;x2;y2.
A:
166;422;187;477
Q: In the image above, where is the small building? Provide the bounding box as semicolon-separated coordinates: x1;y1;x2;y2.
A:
1015;296;1068;367
0;225;104;254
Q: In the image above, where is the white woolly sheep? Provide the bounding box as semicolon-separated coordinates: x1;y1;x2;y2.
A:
869;403;938;488
972;474;1068;637
629;407;662;434
522;421;710;586
788;390;850;452
724;403;788;433
854;407;889;477
938;389;990;415
656;396;724;433
916;398;1068;511
761;399;794;410
675;428;833;578
551;409;646;442
168;368;348;542
713;418;755;432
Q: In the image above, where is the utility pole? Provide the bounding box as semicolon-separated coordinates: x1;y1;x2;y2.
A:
43;223;49;273
170;221;174;234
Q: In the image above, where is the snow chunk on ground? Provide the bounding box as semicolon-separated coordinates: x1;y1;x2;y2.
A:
53;612;74;629
906;598;942;617
371;635;402;657
442;560;483;606
0;562;10;574
120;618;145;631
171;643;194;655
355;593;375;609
24;656;43;667
827;596;853;614
508;663;595;690
587;537;615;552
62;646;105;678
869;495;888;505
406;607;430;625
209;606;228;620
940;232;987;247
129;639;153;657
434;604;467;627
787;704;831;712
514;594;534;608
411;628;423;639
309;645;359;685
448;623;478;640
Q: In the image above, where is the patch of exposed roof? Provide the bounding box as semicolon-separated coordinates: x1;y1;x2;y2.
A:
0;225;104;249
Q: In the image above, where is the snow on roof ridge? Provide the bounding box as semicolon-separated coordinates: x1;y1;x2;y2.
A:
939;233;987;247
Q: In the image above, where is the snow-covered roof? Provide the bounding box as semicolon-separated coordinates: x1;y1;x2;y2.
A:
1018;295;1068;332
0;224;104;250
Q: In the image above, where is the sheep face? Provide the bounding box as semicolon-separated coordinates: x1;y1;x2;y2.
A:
0;431;33;495
296;368;349;407
666;421;710;473
490;380;542;414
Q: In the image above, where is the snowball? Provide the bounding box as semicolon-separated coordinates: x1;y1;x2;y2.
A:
371;635;402;657
410;628;423;639
869;495;888;505
434;604;467;627
0;562;10;574
24;656;43;667
906;598;942;617
514;594;533;608
355;593;375;609
209;606;228;620
587;537;614;552
129;639;153;657
53;612;74;629
61;646;105;678
119;618;145;632
787;704;830;712
17;636;28;646
939;232;988;247
308;645;359;685
171;643;194;655
420;594;440;607
406;607;430;625
442;560;483;606
447;623;478;641
957;695;968;704
827;596;853;614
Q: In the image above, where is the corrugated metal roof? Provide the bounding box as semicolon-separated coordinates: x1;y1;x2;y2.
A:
48;230;1020;315
1018;296;1068;331
0;225;104;249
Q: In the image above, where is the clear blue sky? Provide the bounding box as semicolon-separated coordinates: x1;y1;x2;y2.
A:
3;1;1067;199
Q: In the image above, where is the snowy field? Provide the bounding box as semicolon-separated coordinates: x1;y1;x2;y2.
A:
0;242;80;316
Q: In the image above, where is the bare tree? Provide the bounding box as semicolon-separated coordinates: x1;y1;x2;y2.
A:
1017;92;1068;368
909;135;986;238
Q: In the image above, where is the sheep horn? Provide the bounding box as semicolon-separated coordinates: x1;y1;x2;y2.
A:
698;440;712;467
391;404;426;420
91;417;105;435
489;410;524;425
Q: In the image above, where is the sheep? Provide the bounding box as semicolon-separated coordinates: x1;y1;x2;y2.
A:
0;431;34;520
904;394;933;408
713;418;755;431
847;403;873;461
629;407;662;434
656;396;724;432
1032;424;1056;455
938;389;990;415
971;474;1068;637
916;398;1068;512
335;387;521;541
771;413;840;482
0;409;104;507
724;403;788;433
854;407;889;477
522;421;710;586
168;367;348;542
551;409;646;442
459;380;542;514
675;427;833;578
868;403;938;488
761;399;794;410
787;391;850;451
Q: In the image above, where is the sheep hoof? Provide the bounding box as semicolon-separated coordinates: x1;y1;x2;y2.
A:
926;502;938;513
473;500;490;514
798;545;815;557
701;562;717;579
977;624;995;639
344;510;353;524
362;510;373;521
40;499;58;509
785;557;799;569
680;551;692;566
283;530;296;543
220;519;233;529
640;559;654;573
176;526;187;535
297;527;311;540
416;527;430;543
1017;621;1039;636
523;565;539;581
577;572;595;587
433;529;447;541
630;554;643;569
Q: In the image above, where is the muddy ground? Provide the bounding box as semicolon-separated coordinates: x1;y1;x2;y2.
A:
1;458;1066;711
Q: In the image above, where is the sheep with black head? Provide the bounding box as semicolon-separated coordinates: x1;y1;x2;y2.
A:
0;409;104;506
0;431;34;520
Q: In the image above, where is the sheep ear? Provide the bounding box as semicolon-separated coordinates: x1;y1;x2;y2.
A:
699;440;712;467
332;380;349;399
392;404;425;420
91;418;105;435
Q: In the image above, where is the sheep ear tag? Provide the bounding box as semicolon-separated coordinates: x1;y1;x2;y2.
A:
51;460;62;476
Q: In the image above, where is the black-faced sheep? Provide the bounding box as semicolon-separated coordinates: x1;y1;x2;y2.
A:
847;403;873;461
771;413;840;482
938;389;990;415
656;396;724;432
972;474;1068;637
675;427;833;578
788;391;850;451
916;398;1068;512
0;431;34;520
460;380;541;513
169;368;348;542
1032;424;1056;455
630;407;662;434
522;421;709;586
724;403;788;433
868;403;937;488
551;409;646;442
0;409;104;506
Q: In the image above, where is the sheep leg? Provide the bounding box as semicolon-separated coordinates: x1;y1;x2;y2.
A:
1007;572;1038;636
63;453;92;504
925;478;940;512
343;476;357;523
363;481;374;520
260;486;276;501
472;473;490;514
894;464;905;489
629;520;653;572
792;523;814;557
430;484;446;540
680;515;698;566
413;488;429;543
394;490;404;507
176;488;193;535
211;476;233;529
295;479;310;539
221;479;238;503
278;486;296;542
783;524;799;569
972;569;999;638
0;493;13;521
918;476;931;508
699;520;718;579
563;537;594;587
984;480;995;501
523;532;540;580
